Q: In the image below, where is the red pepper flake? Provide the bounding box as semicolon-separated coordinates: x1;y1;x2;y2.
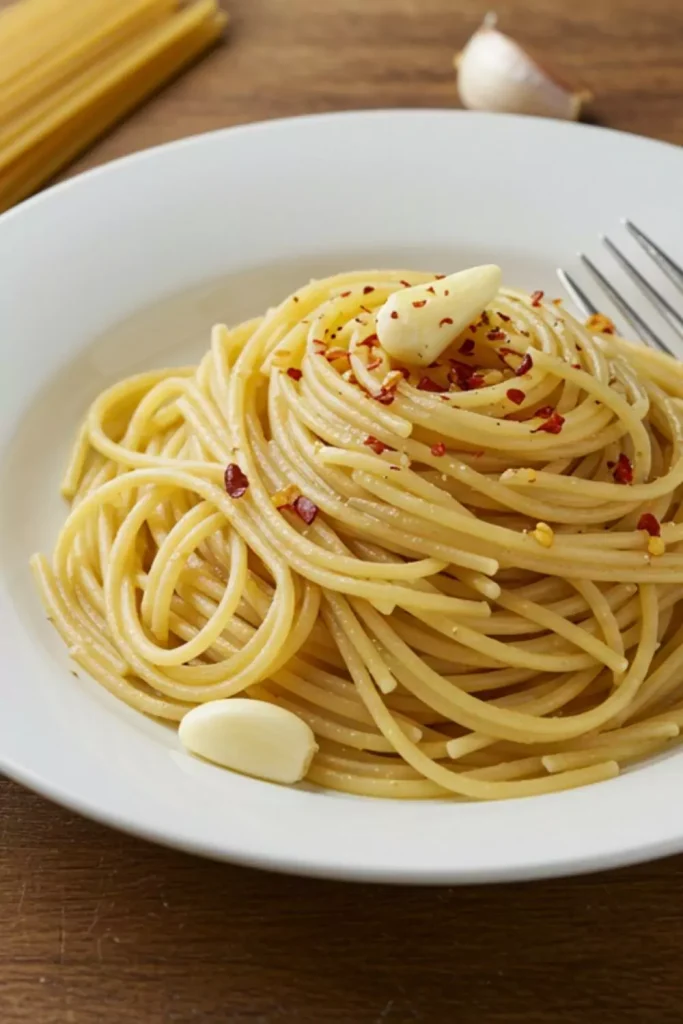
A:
293;296;299;303
439;317;454;328
467;374;486;390
366;357;382;371
444;289;450;296
497;312;511;322
458;338;475;354
224;463;249;498
530;290;544;307
435;274;446;280
293;495;318;525
506;388;525;405
535;405;554;419
612;453;634;485
363;285;375;294
340;291;352;297
431;441;447;457
515;353;534;376
428;361;441;368
448;360;476;387
364;435;392;455
395;366;411;380
498;345;522;357
532;412;565;434
487;329;506;341
390;310;399;320
638;512;661;537
357;334;378;348
375;390;396;405
572;362;581;369
426;286;436;295
481;312;490;326
412;300;427;308
552;298;563;306
286;367;302;381
360;305;372;314
400;280;411;288
417;376;447;393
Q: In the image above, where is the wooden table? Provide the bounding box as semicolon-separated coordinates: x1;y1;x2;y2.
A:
3;1;683;1021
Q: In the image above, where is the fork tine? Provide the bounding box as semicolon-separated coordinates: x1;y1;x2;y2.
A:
578;253;672;355
556;268;598;317
623;220;683;295
602;235;683;341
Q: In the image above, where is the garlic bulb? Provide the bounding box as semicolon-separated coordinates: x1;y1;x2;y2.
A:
454;13;590;121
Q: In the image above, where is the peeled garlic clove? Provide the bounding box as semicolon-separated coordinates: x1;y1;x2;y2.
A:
179;698;318;785
376;265;501;366
455;13;589;121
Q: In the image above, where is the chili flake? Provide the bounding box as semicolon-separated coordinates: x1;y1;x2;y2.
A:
638;513;661;537
366;357;382;371
364;435;392;455
530;290;544;307
357;334;378;348
516;353;534;376
224;464;249;498
439;317;454;327
417;377;447;393
612;453;633;485
435;274;446;280
293;495;318;525
286;367;302;381
363;285;375;294
340;291;351;297
412;300;427;308
400;280;411;287
426;286;436;295
390;311;399;320
535;405;554;419
532;412;565;434
497;312;511;322
431;442;447;457
487;329;506;341
506;388;525;405
458;338;475;354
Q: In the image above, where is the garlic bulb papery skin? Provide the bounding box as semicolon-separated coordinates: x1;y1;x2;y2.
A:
455;14;589;121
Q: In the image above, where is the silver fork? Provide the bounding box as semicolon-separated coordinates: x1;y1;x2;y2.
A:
557;221;683;357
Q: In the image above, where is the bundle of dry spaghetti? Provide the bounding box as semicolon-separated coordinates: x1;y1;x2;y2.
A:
0;0;227;213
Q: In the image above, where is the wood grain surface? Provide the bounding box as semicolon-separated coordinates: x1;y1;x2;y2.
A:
2;0;683;1021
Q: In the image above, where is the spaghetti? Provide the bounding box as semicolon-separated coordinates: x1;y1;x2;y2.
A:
0;0;226;214
31;270;683;799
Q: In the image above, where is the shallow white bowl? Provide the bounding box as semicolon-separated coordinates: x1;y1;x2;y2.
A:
2;110;683;884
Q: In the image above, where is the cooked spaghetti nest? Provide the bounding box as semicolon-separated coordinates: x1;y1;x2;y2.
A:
31;269;683;800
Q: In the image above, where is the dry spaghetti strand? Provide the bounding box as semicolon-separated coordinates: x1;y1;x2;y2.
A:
0;0;227;213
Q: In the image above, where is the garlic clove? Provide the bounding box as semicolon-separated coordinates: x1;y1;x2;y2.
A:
376;265;501;367
454;13;590;121
179;698;318;785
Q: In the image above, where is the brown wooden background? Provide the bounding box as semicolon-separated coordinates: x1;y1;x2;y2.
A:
3;1;683;1021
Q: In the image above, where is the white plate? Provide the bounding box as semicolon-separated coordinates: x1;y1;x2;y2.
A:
2;110;683;884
